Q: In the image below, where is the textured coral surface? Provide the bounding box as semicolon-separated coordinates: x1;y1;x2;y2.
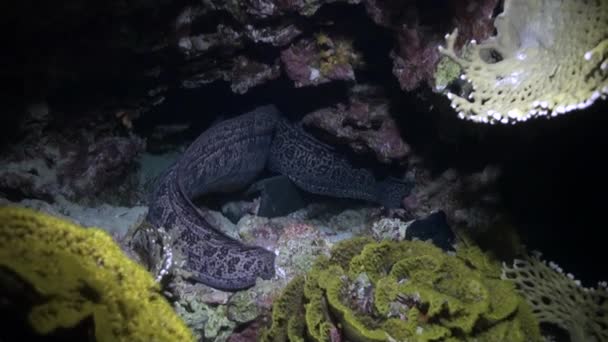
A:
262;238;541;341
504;253;608;342
0;206;193;342
440;0;608;123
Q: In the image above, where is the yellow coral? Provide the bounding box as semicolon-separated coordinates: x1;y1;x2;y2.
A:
439;0;608;124
262;239;541;342
315;32;360;76
0;206;194;342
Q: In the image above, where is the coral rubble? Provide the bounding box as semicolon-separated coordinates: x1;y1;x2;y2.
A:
302;85;410;164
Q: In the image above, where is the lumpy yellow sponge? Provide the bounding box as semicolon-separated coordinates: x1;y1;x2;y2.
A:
439;0;608;124
0;206;193;342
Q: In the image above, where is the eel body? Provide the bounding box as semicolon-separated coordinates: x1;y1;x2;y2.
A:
147;105;412;290
147;106;279;290
269;119;411;208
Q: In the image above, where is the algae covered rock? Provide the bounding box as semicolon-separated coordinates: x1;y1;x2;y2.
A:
262;237;541;342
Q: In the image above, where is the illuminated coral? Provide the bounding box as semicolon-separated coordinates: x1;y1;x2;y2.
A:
503;252;608;342
281;33;361;87
261;237;541;342
0;206;193;342
439;0;608;124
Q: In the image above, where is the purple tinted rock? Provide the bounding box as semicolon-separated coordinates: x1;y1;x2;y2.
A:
302;86;410;164
391;26;442;91
363;0;404;27
227;320;263;342
451;0;499;48
281;40;320;87
281;35;358;87
363;0;499;91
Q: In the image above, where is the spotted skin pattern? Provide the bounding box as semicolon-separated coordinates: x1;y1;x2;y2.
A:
269;119;411;208
147;105;411;290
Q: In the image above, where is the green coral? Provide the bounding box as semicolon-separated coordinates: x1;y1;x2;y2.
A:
174;292;237;341
227;290;260;324
433;56;462;92
0;206;193;342
503;253;608;342
262;237;541;342
262;275;307;342
439;0;608;124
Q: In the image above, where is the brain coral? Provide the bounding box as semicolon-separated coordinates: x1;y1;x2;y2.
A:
439;0;608;124
261;237;541;342
0;206;193;342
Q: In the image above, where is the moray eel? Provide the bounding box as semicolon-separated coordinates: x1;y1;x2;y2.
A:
147;106;278;290
268;119;411;208
147;105;411;290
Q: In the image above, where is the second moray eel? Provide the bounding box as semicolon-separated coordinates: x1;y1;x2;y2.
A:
147;105;411;290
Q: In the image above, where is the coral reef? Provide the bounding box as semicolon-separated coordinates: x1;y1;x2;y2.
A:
180;55;282;93
0;206;193;341
433;56;462;92
227;320;265;342
364;0;498;91
6;1;608;340
174;293;236;341
391;26;444;92
281;33;361;87
439;0;608;123
135;201;459;341
302;85;410;164
449;0;499;48
371;217;410;241
370;211;455;252
261;237;541;341
503;253;608;342
203;0;363;19
129;201;380;339
273;221;331;280
65;136;145;196
0;105;145;203
10;0;509;130
402;165;503;231
229;56;282;94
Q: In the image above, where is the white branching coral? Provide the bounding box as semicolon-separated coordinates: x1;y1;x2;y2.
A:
502;252;608;342
439;0;608;124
